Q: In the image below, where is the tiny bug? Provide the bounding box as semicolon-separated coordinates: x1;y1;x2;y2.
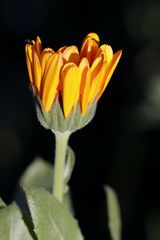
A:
25;39;33;45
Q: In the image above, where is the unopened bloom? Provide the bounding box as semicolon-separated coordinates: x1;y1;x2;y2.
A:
25;33;122;132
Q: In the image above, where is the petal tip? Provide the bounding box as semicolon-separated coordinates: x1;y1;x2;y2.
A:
87;32;100;43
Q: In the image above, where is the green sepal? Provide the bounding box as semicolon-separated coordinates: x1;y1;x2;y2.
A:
0;198;6;208
36;97;97;133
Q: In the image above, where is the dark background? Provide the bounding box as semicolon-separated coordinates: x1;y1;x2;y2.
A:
0;0;160;239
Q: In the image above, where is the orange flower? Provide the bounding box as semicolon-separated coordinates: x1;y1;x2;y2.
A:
25;33;122;118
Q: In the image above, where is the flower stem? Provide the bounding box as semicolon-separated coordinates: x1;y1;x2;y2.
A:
53;131;70;202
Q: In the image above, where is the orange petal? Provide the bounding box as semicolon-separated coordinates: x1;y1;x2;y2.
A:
79;57;89;95
40;48;54;75
98;50;122;99
80;33;100;65
25;44;33;83
81;33;100;47
90;56;104;83
58;46;68;53
62;46;80;65
80;53;103;115
34;36;42;57
81;68;91;116
61;63;81;117
42;51;61;84
33;50;42;91
88;62;107;104
42;53;63;111
100;44;113;65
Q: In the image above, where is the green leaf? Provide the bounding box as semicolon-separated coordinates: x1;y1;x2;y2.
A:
63;189;75;215
105;186;122;240
20;158;53;191
0;203;34;240
146;211;160;240
24;187;84;240
0;198;6;208
19;157;74;214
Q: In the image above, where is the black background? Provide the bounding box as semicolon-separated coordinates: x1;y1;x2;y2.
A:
0;0;160;239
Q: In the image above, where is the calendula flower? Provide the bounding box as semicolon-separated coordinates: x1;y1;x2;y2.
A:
25;33;122;132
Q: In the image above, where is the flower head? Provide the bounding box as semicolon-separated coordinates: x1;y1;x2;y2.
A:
25;33;122;132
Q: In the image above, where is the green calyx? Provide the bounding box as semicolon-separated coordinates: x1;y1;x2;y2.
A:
36;98;97;133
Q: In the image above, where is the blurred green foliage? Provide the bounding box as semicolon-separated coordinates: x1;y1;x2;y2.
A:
0;0;160;239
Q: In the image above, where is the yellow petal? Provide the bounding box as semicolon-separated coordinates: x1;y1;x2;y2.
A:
34;36;42;57
90;56;104;83
79;55;103;115
88;62;107;103
40;48;54;75
81;68;91;116
98;50;122;99
58;46;68;53
41;52;62;88
42;53;63;111
33;50;42;91
61;63;81;117
79;57;89;95
100;44;113;65
81;33;100;47
62;46;79;65
25;44;33;83
80;33;100;64
87;33;100;42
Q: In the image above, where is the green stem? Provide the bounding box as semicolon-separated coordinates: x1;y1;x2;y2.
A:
53;131;70;202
